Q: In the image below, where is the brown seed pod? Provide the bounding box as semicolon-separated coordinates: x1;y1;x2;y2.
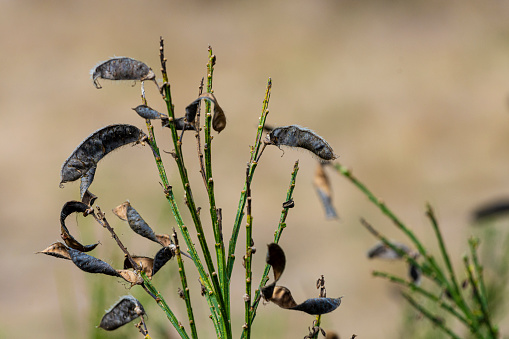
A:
99;295;145;331
266;125;337;161
184;93;226;132
37;242;71;260
68;248;120;277
60;201;98;252
60;125;146;197
91;57;156;89
267;243;286;282
313;163;338;219
123;256;154;277
116;270;144;285
132;105;167;120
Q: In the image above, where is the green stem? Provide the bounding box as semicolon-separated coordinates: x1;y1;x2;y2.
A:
243;165;254;339
311;315;322;339
401;292;462;339
141;272;190;339
247;161;299;332
173;230;199;339
227;78;272;280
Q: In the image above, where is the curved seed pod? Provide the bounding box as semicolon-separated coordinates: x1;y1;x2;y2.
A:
123;256;154;277
266;125;337;161
266;285;298;309
37;242;71;260
79;166;96;200
60;201;98;252
99;295;145;331
124;202;158;243
82;189;97;207
290;297;343;315
152;246;174;276
267;243;286;282
367;241;410;260
185;93;226;132
313;163;338;219
68;248;120;277
92;57;156;89
60;124;146;185
132;105;167;120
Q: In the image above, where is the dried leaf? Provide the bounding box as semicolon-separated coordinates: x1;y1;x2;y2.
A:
313;163;338;219
266;125;337;161
123;256;154;277
290;297;343;315
367;241;410;260
60;125;146;194
98;295;145;331
132;105;167;120
60;201;99;252
68;248;120;277
116;270;144;285
92;57;156;89
153;246;174;276
267;243;286;282
37;242;71;260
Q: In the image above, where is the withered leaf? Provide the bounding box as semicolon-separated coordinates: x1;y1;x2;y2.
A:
290;297;343;315
153;246;174;276
92;57;156;89
60;125;147;195
132;105;167;120
98;295;145;331
367;241;410;260
60;201;98;252
267;243;286;282
313;163;338;219
265;125;337;161
68;248;120;277
123;256;154;278
37;242;71;260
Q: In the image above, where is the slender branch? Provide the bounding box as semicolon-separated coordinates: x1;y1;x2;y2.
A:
243;165;254;339
401;292;462;339
194;77;207;186
227;78;272;279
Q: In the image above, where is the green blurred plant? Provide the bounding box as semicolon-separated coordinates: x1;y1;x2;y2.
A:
333;163;501;339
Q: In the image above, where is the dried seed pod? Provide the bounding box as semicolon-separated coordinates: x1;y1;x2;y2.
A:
265;285;298;308
184;93;226;132
313;163;338;219
155;234;173;247
79;166;96;200
124;202;158;243
123;256;154;277
112;201;129;221
132;105;167;120
266;125;337;161
290;297;343;315
161;117;197;131
152;246;174;276
37;242;71;260
116;270;143;285
60;124;146;195
472;199;509;222
99;295;145;331
60;201;99;252
267;243;286;282
408;262;421;285
82;189;97;207
68;248;120;277
92;57;156;89
367;241;410;260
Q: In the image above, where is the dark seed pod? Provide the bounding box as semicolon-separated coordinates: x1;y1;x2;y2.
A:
161;117;197;131
409;263;421;285
79;166;96;200
184;93;226;132
266;125;337;161
60;124;146;195
472;199;509;222
68;248;120;277
99;295;145;331
132;105;167;120
37;242;71;260
124;202;158;243
290;297;343;315
81;188;97;207
267;243;286;282
60;201;98;252
92;57;156;89
367;241;410;260
153;246;174;276
313;163;338;219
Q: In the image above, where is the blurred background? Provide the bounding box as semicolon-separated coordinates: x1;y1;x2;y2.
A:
2;0;509;338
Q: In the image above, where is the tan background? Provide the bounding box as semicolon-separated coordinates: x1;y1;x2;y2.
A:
2;0;509;338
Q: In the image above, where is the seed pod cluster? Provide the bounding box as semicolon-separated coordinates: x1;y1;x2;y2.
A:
60;124;146;198
99;295;146;331
91;57;156;89
262;243;343;315
266;125;337;161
